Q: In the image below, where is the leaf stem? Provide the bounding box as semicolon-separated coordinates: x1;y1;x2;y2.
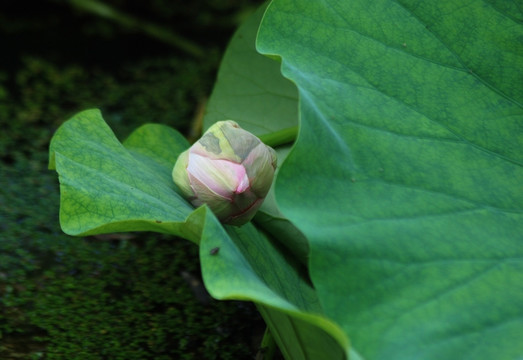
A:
67;0;205;58
258;126;298;148
257;326;277;360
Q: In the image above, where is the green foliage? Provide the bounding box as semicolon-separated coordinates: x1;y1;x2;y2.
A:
48;109;195;238
204;3;298;136
257;0;523;359
48;108;348;359
46;0;523;359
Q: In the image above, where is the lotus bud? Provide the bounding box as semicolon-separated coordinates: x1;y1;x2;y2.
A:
173;120;277;226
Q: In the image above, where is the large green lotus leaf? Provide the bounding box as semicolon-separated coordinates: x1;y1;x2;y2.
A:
49;109;348;359
203;2;298;136
258;0;523;359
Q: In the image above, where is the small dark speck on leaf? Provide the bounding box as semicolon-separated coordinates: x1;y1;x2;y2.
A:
155;220;162;223
210;247;220;255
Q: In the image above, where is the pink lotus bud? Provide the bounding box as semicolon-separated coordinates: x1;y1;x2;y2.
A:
173;121;277;226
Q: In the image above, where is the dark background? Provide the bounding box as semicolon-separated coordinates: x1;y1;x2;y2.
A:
0;1;268;359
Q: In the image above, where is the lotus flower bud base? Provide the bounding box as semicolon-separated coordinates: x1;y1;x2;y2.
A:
173;121;277;226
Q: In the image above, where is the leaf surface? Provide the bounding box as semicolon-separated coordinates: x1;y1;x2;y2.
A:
257;0;523;359
203;3;298;136
199;216;349;359
48;109;200;241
